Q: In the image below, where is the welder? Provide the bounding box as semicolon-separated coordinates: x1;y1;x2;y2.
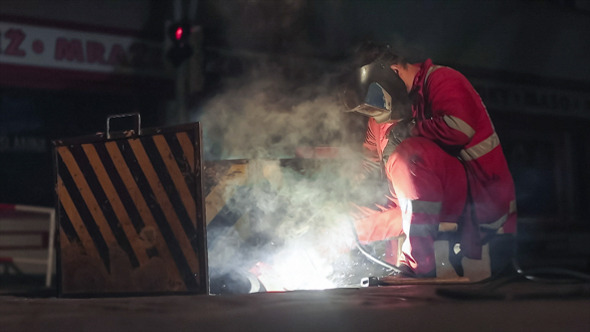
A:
343;42;517;278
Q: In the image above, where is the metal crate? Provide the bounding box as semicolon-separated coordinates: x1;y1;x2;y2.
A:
53;114;207;296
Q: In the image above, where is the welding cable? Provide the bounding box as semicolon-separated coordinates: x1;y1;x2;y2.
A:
511;257;590;284
347;218;404;274
354;241;402;273
436;261;590;300
443;257;590;298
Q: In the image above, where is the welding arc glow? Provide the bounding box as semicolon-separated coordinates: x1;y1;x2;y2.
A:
255;246;336;291
251;211;357;291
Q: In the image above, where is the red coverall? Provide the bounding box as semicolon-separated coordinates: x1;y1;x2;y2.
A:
354;59;517;276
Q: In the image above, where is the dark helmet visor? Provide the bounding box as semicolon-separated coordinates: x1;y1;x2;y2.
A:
342;62;411;123
345;82;392;123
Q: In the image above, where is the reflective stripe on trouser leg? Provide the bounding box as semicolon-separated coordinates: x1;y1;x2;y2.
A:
399;198;441;275
386;137;461;276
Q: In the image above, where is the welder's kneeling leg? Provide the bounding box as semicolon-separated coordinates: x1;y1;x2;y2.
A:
386;137;467;277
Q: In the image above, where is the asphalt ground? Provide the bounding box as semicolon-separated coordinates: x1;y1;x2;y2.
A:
1;279;589;332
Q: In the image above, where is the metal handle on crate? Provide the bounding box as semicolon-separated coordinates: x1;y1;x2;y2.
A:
106;113;141;139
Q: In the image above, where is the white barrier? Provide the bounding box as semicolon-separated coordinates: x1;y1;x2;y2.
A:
0;204;56;287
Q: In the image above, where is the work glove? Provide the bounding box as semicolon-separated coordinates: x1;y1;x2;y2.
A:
383;118;415;161
390;118;415;146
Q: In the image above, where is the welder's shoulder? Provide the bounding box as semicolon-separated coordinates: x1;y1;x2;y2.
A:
428;65;467;84
426;66;473;93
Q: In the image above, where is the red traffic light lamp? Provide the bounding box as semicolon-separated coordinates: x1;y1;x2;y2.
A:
167;22;193;67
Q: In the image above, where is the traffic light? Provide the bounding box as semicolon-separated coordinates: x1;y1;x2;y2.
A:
167;21;193;67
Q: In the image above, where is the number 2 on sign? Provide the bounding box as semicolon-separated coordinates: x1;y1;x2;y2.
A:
1;28;27;57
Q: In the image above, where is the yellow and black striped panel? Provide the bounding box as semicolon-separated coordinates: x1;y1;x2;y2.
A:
55;126;206;295
202;161;249;249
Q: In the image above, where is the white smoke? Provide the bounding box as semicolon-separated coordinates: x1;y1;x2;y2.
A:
194;65;362;160
194;64;385;292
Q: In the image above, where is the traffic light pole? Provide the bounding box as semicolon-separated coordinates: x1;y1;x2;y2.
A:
176;61;189;124
167;0;201;125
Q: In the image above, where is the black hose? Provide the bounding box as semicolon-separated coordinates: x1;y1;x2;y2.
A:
512;257;590;283
347;217;404;274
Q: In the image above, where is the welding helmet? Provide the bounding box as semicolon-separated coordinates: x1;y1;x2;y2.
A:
342;59;412;123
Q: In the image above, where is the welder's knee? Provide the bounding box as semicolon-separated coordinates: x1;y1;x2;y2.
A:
388;137;452;176
393;137;439;162
389;137;467;220
387;137;450;201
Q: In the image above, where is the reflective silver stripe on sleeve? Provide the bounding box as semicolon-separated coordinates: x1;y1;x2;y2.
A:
424;65;444;85
409;224;438;237
510;199;517;214
439;222;458;232
480;200;517;231
411;200;442;215
459;132;500;161
443;115;475;139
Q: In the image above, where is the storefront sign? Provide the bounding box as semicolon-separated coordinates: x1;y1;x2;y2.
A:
0;21;170;78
